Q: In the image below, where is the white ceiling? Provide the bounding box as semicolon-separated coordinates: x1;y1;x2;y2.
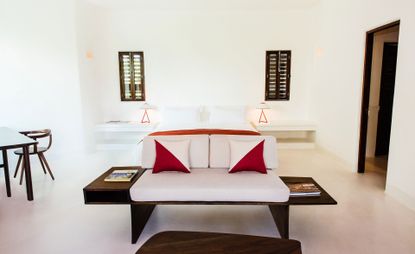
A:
85;0;321;11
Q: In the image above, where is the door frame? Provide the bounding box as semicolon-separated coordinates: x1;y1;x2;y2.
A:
357;20;400;173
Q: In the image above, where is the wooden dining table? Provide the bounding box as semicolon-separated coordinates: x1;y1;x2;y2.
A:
0;127;38;201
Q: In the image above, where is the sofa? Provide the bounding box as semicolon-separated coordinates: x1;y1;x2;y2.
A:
130;134;290;203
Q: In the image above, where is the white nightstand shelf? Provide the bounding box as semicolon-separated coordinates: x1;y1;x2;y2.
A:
95;121;158;150
254;121;316;149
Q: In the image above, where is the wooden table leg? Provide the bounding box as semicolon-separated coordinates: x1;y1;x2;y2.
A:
2;149;11;197
22;146;34;201
131;204;155;244
269;205;290;239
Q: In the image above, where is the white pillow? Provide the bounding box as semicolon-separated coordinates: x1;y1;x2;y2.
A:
229;139;264;170
142;135;209;169
209;135;278;169
209;106;247;124
154;139;190;172
229;139;267;173
160;106;201;124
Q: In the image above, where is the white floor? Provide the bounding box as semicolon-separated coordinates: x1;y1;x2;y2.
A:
1;148;415;254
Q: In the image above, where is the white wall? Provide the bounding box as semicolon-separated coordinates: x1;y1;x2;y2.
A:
76;0;105;152
79;4;316;123
0;0;84;155
310;0;415;210
366;27;399;157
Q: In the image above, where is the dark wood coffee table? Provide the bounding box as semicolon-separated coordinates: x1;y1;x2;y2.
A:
136;231;302;254
83;168;337;244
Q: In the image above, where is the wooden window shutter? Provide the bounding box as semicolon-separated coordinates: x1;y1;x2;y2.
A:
265;50;291;100
119;52;145;101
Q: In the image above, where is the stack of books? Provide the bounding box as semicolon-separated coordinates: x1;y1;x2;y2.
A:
104;169;139;182
286;182;321;197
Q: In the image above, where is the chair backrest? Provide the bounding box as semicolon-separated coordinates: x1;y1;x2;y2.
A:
20;129;52;152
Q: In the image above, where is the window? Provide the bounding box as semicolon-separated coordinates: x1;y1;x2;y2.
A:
265;50;291;101
118;52;145;101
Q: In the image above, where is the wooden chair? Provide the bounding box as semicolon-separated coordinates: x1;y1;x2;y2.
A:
13;129;54;185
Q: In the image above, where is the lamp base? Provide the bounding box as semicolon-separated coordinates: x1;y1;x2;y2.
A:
258;109;268;124
141;109;150;123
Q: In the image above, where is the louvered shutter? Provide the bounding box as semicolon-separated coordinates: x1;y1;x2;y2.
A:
265;51;291;100
119;52;145;101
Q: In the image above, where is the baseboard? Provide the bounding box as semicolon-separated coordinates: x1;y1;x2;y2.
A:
385;185;415;212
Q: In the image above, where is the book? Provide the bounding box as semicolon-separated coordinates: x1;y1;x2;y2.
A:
286;182;321;197
104;169;139;182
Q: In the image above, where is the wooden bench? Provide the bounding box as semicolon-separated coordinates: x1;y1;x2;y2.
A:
83;166;337;244
136;231;302;254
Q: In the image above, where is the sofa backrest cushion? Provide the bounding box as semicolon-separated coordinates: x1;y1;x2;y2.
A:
142;135;209;169
209;135;277;169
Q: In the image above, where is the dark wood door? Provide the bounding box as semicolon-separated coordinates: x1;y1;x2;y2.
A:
375;43;398;156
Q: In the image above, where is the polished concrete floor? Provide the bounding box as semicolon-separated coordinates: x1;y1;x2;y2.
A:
1;148;415;254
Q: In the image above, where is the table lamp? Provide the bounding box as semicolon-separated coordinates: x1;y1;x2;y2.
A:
140;103;153;123
256;102;270;124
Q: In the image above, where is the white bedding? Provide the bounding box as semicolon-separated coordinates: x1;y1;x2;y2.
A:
155;122;257;132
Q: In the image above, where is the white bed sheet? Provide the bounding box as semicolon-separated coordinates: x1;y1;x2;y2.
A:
155;122;257;132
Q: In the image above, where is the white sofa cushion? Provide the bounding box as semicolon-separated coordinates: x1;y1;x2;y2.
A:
142;135;209;169
209;135;278;169
130;168;289;202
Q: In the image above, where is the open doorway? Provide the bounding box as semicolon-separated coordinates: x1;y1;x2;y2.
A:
358;21;400;174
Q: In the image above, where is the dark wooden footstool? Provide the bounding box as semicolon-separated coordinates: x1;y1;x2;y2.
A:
137;231;302;254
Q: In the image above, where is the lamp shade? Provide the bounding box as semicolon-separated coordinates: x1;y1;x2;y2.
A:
140;103;153;110
256;102;270;110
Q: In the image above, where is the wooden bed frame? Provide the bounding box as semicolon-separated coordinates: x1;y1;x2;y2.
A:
83;167;337;244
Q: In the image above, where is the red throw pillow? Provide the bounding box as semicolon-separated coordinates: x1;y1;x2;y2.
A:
153;140;191;173
229;140;267;174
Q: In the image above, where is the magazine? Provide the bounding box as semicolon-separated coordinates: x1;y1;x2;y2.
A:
286;182;321;197
104;169;138;182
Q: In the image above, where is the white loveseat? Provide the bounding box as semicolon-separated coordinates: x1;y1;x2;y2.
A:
130;135;290;202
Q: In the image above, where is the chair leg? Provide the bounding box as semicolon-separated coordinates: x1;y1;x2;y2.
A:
14;155;23;178
39;153;54;180
38;154;47;174
19;159;25;185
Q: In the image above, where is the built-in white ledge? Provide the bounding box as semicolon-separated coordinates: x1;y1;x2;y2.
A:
95;121;158;133
253;121;317;149
95;121;158;150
